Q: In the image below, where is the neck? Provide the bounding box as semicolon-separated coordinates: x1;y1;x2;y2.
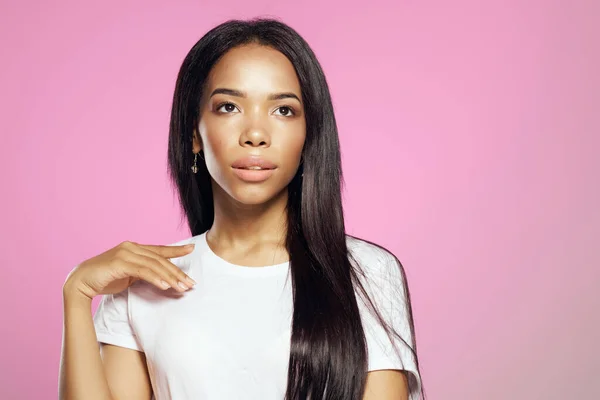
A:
207;181;289;250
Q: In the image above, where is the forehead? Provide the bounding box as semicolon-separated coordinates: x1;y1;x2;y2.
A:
205;44;301;95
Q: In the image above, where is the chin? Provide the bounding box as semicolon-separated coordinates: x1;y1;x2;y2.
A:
227;184;287;206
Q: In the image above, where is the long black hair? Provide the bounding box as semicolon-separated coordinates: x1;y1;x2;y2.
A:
167;17;423;400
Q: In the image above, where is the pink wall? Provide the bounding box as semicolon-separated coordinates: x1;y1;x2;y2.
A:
1;1;598;398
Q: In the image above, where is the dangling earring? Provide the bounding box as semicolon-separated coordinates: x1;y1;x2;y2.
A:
191;153;198;174
192;150;205;173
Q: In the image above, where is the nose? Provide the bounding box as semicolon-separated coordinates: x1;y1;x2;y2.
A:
239;114;270;148
240;129;270;147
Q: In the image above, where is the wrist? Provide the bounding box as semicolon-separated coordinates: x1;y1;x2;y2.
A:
62;275;94;304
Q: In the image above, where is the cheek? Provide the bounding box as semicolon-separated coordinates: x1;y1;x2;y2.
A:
282;126;306;164
285;139;304;164
206;136;228;158
206;139;232;181
199;117;235;157
197;121;232;183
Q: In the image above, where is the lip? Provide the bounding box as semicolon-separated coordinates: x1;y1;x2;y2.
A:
231;156;277;170
231;167;275;182
231;155;277;183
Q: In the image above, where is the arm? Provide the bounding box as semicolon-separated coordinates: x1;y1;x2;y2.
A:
363;370;409;400
100;343;152;399
58;286;152;400
352;243;422;399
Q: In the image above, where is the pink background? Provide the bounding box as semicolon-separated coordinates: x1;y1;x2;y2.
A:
1;1;598;399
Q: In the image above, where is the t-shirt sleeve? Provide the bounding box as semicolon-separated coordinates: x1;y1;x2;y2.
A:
356;246;422;399
92;288;142;352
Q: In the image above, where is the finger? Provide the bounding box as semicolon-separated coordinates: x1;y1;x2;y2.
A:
120;260;174;291
120;242;196;288
128;246;196;288
138;243;196;259
121;252;192;292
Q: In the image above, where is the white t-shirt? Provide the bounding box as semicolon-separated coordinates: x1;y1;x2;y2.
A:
93;232;421;399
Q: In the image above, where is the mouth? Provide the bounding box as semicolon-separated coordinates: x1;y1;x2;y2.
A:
231;166;276;182
230;155;278;182
233;166;274;170
231;156;277;170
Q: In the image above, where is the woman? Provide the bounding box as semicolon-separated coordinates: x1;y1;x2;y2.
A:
59;18;423;400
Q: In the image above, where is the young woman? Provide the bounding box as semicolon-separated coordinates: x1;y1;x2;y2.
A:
59;18;423;400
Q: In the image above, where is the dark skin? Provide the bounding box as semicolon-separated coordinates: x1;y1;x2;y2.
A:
193;43;304;268
97;43;408;399
193;43;409;400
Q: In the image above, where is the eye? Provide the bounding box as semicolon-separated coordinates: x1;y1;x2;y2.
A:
216;102;240;114
273;106;295;117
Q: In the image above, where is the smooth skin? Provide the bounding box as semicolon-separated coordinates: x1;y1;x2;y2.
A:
59;242;196;400
58;43;409;400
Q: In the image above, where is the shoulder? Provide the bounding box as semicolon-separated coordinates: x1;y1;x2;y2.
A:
131;234;203;289
161;234;205;274
346;236;421;395
166;235;201;247
345;234;411;321
345;234;405;283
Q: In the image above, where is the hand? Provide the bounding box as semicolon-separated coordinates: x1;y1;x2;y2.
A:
63;241;197;300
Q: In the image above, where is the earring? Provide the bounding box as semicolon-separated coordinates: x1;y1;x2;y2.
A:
191;153;198;174
192;150;205;173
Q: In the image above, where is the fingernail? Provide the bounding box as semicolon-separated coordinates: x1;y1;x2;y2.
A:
178;281;189;290
186;276;197;286
161;280;170;289
185;244;195;249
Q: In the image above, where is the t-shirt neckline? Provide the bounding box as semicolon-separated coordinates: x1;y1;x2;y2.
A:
198;231;290;276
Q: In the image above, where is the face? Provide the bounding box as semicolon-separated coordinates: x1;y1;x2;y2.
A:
194;44;306;206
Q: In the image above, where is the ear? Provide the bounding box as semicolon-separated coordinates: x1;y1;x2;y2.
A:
192;130;202;154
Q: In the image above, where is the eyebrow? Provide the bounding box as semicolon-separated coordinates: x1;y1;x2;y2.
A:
209;88;302;103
